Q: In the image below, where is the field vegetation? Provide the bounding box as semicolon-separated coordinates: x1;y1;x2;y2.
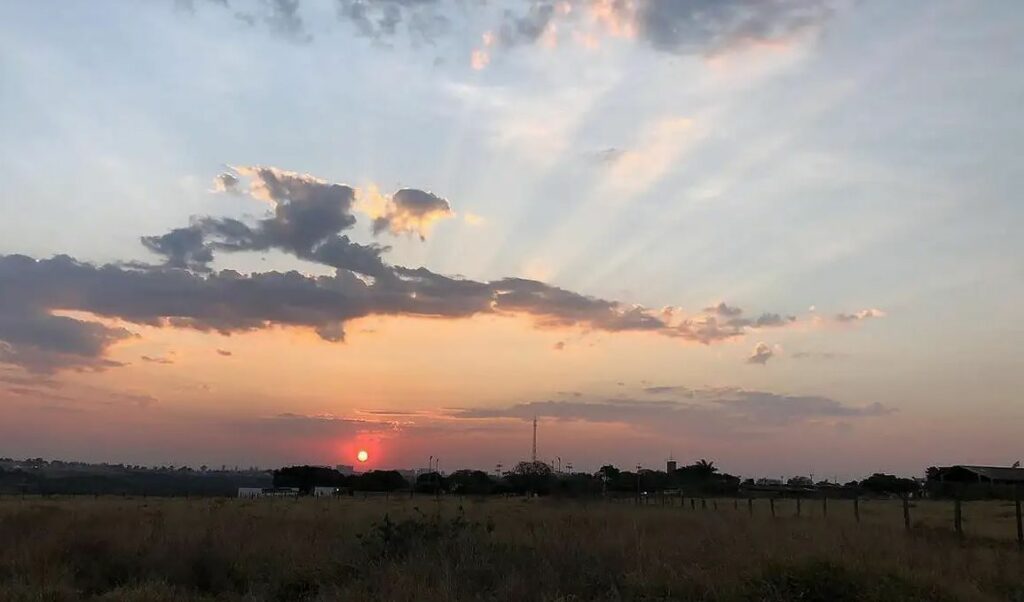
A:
1;495;1022;601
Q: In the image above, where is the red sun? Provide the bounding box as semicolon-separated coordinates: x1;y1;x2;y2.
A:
357;450;369;463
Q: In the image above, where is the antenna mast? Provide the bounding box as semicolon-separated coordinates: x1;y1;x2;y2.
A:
532;416;537;462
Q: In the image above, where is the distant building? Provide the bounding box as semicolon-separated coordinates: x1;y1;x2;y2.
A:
666;460;677;473
312;486;338;497
396;469;417;482
237;487;300;498
336;465;355;476
935;465;1024;486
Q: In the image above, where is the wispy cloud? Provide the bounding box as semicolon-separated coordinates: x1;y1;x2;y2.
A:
448;386;893;435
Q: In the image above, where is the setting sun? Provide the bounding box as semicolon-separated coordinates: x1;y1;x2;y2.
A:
356;450;369;463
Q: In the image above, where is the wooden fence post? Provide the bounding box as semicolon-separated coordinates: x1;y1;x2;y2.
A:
854;497;860;523
822;496;828;518
713;499;718;511
902;496;911;531
748;497;753;516
796;497;801;517
954;498;963;538
734;498;738;511
701;498;707;510
690;498;696;510
1014;486;1022;550
770;497;776;518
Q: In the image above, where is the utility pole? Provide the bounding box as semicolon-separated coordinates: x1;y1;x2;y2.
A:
531;416;538;462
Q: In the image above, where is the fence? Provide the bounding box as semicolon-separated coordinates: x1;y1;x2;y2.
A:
622;489;1024;548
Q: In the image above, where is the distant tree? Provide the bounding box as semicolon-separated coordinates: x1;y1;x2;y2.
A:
860;473;918;496
787;476;813;487
356;470;407;492
596;465;621;482
415;471;446;493
694;459;717;478
273;465;345;494
447;470;494;495
925;466;941;481
505;461;554;495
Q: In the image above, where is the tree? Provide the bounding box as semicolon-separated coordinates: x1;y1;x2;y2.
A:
596;465;621;481
925;466;941;481
273;465;346;494
505;461;554;495
860;473;919;496
356;470;407;492
447;470;495;495
694;459;717;478
415;471;446;493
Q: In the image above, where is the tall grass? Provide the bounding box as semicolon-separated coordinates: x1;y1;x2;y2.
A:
0;496;1021;601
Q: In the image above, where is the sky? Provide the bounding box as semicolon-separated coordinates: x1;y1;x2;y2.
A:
1;0;1022;480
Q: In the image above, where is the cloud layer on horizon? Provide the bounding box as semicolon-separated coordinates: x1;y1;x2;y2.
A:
448;386;892;436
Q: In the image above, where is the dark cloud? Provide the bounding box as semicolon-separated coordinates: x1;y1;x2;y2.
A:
264;0;310;42
0;306;132;374
633;0;834;56
0;164;805;373
141;355;175;365
185;0;836;59
216;349;233;356
337;0;449;43
714;390;893;426
746;342;774;365
835;308;885;323
144;166;392;277
705;302;743;317
642;385;691;395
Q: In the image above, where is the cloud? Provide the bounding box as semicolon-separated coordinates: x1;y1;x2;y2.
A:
141;355;175;365
144;166;391;277
553;341;565;351
705;302;743;317
373;0;836;65
337;0;450;43
835;308;885;323
746;342;774;365
0;309;132;374
0;164;823;373
188;1;836;64
792;351;846;360
216;349;233;357
365;188;454;239
448;386;892;433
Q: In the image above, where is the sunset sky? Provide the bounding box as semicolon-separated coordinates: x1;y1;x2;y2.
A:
1;1;1021;480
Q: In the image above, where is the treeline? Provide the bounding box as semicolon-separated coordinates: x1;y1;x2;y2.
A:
274;460;744;497
274;461;934;498
0;465;271;496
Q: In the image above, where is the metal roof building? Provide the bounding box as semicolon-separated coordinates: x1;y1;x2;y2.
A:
938;465;1024;485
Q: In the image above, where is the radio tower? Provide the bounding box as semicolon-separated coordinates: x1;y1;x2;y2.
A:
531;416;537;462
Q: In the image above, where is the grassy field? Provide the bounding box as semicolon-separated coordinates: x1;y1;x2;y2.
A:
1;495;1022;601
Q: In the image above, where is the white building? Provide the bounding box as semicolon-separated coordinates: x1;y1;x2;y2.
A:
237;487;263;498
312;486;339;497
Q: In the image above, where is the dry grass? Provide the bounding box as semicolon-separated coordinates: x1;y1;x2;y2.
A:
0;495;1021;601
